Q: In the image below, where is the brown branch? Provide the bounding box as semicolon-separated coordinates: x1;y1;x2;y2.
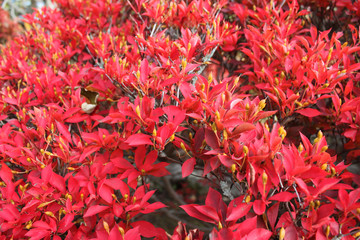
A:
162;176;187;206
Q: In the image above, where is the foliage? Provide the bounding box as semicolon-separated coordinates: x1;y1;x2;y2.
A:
0;0;360;239
0;8;21;44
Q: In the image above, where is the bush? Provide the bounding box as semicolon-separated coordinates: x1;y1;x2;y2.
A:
0;0;360;239
0;8;21;44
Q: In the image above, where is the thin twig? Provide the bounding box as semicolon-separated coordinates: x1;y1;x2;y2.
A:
107;16;113;35
126;0;146;25
150;23;157;37
293;183;303;207
191;45;219;85
162;176;187;205
84;45;135;99
175;85;180;106
285;202;298;227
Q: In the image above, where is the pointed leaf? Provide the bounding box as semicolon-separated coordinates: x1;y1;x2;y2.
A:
131;221;166;238
125;226;141;240
109;224;122;239
126;133;153;146
235;216;257;236
193;205;219;222
205;188;224;210
58;213;75;233
0;163;13;183
267;202;280;230
231;123;256;135
50;172;66;193
180;204;215;223
246;228;272;240
205;129;219;149
98;182;113;204
182;157;196;178
84;205;109;218
55;121;72;144
269;192;296;202
226;203;252;221
296;108;322;117
253;199;266;215
41;165;53;183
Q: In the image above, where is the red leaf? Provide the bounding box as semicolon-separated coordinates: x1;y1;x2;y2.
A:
67;177;79;193
180;204;215;223
61;107;81;120
234;216;257;236
140;59;149;83
98;182;113;204
294;177;310;196
267;202;280;230
131;221;166;238
3;97;18;105
211;228;234;240
246;228;272;240
111;155;134;169
205;129;219;149
253;199;266;215
182;157;196;178
206;188;224;210
109;224;122;239
217;154;233;168
285;224;299;240
284;57;293;73
125;133;153;146
266;92;280;106
53;235;62;240
161;77;180;87
41;165;52;183
141;202;167;213
0;163;13;183
84;205;109;218
269;192;296;202
58;213;74;233
55;121;72;144
50;172;66;193
344;129;357;142
124;227;141;240
231;123;256;135
226;203;252;221
0;205;18;221
105;178;129;195
79;146;101;163
296;108;322;117
25;229;50;239
140;190;156;205
32;220;51;229
257;110;277;120
193;205;220;222
163;106;186;125
314;178;340;197
65;112;88;123
315;228;327;240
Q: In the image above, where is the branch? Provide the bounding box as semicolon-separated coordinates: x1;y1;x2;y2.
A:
1;0;9;9
285;202;298;227
162;176;187;205
191;45;219;85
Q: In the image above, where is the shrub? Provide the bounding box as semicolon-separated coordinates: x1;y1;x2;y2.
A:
0;0;359;239
0;8;21;44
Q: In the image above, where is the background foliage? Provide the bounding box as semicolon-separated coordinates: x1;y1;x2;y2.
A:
0;0;360;239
